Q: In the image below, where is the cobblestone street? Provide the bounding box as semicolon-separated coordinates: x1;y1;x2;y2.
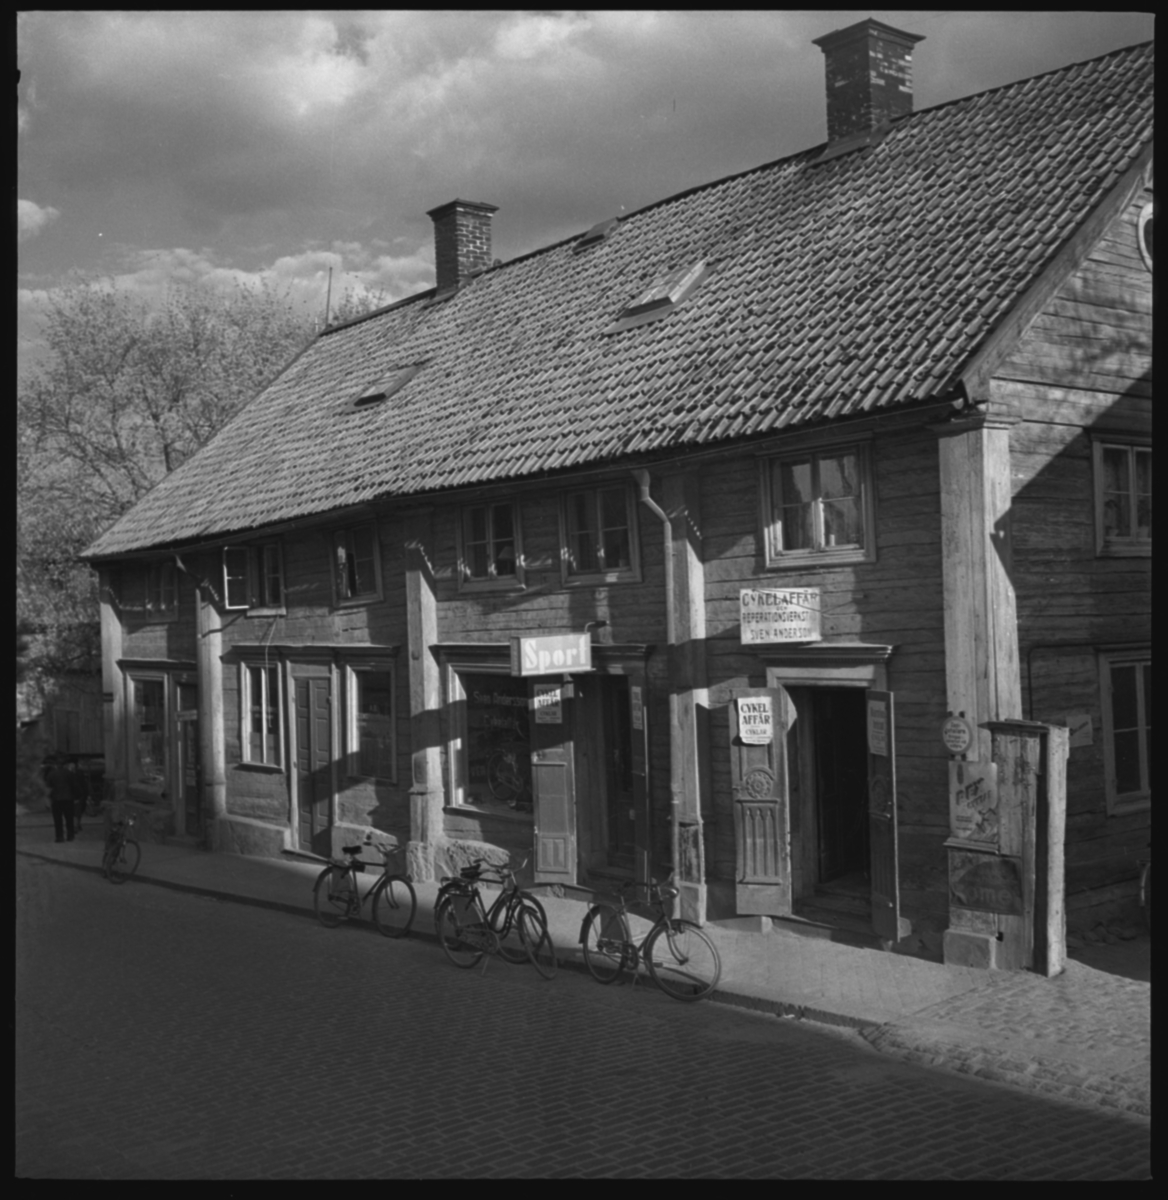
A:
16;858;1150;1179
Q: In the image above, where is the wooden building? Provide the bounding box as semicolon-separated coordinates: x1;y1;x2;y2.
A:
83;22;1152;961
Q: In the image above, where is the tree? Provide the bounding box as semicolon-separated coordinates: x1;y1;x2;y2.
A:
17;277;386;696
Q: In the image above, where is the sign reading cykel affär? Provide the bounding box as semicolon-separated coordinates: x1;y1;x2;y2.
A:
739;588;822;644
510;632;593;677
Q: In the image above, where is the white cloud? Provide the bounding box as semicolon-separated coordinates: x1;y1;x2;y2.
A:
18;199;61;242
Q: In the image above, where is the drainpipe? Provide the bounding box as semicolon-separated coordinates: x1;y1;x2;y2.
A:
633;470;675;648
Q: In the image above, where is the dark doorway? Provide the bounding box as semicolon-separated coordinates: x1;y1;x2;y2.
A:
600;676;636;870
295;677;332;856
812;688;869;884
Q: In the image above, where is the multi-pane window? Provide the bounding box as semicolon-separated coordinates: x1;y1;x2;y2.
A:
1095;441;1151;554
462;504;520;584
1101;653;1150;812
224;543;284;610
120;563;177;618
334;525;380;602
766;445;872;563
129;676;166;795
242;663;281;766
347;666;395;781
564;486;636;579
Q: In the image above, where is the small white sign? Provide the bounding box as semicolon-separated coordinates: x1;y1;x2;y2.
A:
867;700;888;757
737;695;774;745
1063;713;1093;748
739;588;821;644
631;685;643;731
533;683;562;724
941;716;973;756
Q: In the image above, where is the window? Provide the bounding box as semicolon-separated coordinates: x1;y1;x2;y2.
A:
604;260;709;333
333;524;382;604
120;562;177;619
240;662;282;767
562;485;639;582
460;503;522;586
345;664;396;781
129;676;167;797
764;443;874;566
449;668;532;814
1100;651;1150;813
1094;440;1151;555
224;543;284;610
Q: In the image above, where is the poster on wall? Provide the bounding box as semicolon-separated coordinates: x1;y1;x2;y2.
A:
948;760;999;848
533;683;563;724
736;695;774;744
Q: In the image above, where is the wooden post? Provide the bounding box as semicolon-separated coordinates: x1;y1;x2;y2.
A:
195;577;226;837
664;472;709;924
98;568;125;802
405;509;445;882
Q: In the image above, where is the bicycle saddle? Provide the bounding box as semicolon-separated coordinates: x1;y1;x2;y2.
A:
342;844;363;856
459;863;484;880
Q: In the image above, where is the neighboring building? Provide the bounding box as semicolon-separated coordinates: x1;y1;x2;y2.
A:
83;22;1152;961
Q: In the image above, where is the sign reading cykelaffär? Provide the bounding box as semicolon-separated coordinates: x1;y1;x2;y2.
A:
739;588;821;644
736;695;774;744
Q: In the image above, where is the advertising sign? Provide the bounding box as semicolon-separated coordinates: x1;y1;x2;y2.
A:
867;699;889;757
739;588;821;644
533;683;563;724
948;760;999;847
948;848;1023;915
736;695;774;745
510;633;593;677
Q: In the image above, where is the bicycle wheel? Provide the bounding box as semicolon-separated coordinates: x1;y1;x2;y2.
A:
436;894;486;969
520;905;557;979
492;896;533;964
313;866;353;928
105;838;140;884
646;919;720;1001
372;875;417;938
581;905;629;984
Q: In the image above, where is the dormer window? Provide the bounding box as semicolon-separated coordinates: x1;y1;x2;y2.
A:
604;260;709;334
574;216;620;254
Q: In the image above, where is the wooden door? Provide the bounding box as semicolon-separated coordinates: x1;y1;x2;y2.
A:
731;687;792;915
866;689;908;941
531;679;576;888
295;677;332;856
628;672;651;885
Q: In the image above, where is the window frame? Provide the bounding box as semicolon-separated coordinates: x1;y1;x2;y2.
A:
343;660;397;784
127;672;168;797
1093;437;1151;557
761;440;876;568
458;501;525;591
332;523;383;607
223;541;286;612
1098;649;1150;815
238;659;284;770
559;483;642;585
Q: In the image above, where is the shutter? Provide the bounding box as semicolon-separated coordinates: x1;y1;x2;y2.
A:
867;689;910;941
730;687;792;915
629;671;650;885
531;679;577;888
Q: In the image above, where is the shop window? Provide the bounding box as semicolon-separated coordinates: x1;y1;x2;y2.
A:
1094;439;1151;556
333;524;382;604
450;670;532;814
460;503;522;587
1100;651;1150;814
240;662;282;767
562;485;640;583
345;663;396;782
224;543;284;610
129;676;167;798
763;443;875;566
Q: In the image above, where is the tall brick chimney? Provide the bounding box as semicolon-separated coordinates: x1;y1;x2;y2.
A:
812;19;925;144
426;199;498;292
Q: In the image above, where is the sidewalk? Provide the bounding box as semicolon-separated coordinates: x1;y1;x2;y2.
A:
17;808;1149;1119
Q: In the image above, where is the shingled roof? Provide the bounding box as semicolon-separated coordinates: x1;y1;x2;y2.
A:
85;40;1153;559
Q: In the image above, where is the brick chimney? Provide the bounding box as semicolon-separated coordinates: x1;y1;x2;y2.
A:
812;19;925;144
426;199;498;292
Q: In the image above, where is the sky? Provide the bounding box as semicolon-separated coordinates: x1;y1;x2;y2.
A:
17;10;1156;376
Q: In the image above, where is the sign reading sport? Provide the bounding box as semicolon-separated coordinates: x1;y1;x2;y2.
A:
510;632;593;677
739;588;822;644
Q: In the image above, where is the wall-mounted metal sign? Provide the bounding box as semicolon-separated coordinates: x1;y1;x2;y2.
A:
739;588;821;644
941;715;973;755
510;633;593;677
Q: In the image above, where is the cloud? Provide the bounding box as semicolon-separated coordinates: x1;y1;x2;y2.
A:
18;199;61;242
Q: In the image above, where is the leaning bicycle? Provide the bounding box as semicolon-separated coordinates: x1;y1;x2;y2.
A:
580;876;720;1001
102;811;141;884
313;838;416;937
434;858;556;978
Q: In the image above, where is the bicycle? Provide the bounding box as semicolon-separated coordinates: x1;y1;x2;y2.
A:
1138;844;1150;934
580;876;721;1002
434;858;556;979
102;811;141;884
312;838;417;937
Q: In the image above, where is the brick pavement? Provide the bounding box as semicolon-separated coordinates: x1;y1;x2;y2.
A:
15;807;1150;1122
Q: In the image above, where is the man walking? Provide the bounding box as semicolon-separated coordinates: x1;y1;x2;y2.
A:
44;755;78;843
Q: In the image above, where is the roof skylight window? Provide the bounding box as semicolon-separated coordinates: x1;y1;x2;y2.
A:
348;363;425;411
604;260;709;334
574;216;620;254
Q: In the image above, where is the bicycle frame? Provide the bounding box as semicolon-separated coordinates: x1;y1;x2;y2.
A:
327;845;401;915
581;883;670;983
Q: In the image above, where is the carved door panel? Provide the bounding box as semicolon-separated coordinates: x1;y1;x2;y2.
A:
531;679;576;888
730;687;792;916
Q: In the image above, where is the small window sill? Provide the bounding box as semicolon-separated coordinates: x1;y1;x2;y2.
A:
1108;795;1150;817
244;606;287;618
445;804;534;823
563;569;642;587
457;577;527;595
1097;543;1151;559
235;761;285;774
333;593;382;610
764;548;875;570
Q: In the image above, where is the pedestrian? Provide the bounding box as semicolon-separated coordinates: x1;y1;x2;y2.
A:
44;754;78;843
71;760;89;832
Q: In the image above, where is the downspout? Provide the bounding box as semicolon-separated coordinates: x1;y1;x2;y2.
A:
633;470;675;648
